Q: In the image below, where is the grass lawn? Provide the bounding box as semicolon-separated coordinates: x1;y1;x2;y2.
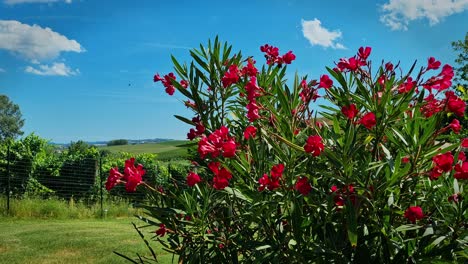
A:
99;140;191;159
0;218;175;264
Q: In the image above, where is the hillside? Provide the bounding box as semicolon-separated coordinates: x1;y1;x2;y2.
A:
99;140;192;160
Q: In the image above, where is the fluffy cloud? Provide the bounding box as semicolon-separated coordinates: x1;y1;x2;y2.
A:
4;0;71;4
0;20;83;61
25;62;79;76
380;0;468;30
301;19;346;49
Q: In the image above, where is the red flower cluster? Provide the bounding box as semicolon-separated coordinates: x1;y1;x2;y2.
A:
187;116;206;140
222;65;241;88
245;77;263;122
260;44;296;65
304;135;324;156
341;104;358;120
420;94;443;118
299;79;320;104
336;46;371;72
449;119;462;134
258;164;285;191
208;162;233;190
242;58;259;77
430;152;454;180
358;112;376;129
295;176;312;196
423;64;453;92
154;72;186;96
186;172;201;187
397;77;416;94
404;206;424;223
454;161;468;180
243;125;257;140
330;184;356;208
446;91;466;117
318;75;333;89
106;158;145;192
197;126;237;158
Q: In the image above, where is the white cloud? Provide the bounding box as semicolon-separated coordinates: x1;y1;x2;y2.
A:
4;0;71;4
25;62;79;76
380;0;468;30
301;19;346;49
0;20;83;61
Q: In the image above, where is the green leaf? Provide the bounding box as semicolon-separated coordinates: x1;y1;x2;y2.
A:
395;224;423;232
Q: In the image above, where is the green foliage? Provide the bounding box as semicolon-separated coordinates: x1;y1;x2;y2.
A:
452;32;468;87
107;139;129;146
0;94;24;141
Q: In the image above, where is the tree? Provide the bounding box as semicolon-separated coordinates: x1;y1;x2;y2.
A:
0;94;24;141
452;32;468;87
107;139;128;146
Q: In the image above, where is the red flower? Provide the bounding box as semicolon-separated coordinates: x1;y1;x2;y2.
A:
385;62;394;72
432;152;454;172
197;126;236;159
153;72;177;95
209;162;232;190
398;77;416;93
295;177;312;196
186;172;201;187
454;162;468;180
106;167;123;191
156;224;166;237
447;93;466;117
318;74;333;89
282;51;296;64
401;156;410;164
462;138;468;148
222;65;240;88
404;206;424;223
123;158;146;192
258;164;285;191
270;163;285;179
244;125;257;140
258;173;271;191
180;80;189;88
427;57;441;70
341;104;358;119
357;46;371;61
358;112;376;129
242;58;258;77
449;119;462;134
304;135;324;156
222;139;237;158
458;152;466;161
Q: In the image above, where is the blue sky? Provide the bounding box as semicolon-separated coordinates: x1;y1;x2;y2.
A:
0;0;467;143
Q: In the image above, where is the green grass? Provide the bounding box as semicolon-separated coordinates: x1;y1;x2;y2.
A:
0;218;175;264
99;140;191;158
0;197;142;219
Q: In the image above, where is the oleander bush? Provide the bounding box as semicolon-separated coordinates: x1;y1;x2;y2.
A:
108;37;467;263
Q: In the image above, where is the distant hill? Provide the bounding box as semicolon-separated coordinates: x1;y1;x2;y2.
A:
51;138;173;147
98;140;192;160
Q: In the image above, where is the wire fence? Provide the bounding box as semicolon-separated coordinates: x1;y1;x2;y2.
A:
0;146;148;217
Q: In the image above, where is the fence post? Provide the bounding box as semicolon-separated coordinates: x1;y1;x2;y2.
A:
6;141;11;215
99;153;103;218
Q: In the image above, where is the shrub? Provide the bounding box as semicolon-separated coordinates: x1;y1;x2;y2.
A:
108;38;467;263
